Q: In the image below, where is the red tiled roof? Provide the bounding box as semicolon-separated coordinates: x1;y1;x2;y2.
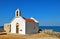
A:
24;18;36;23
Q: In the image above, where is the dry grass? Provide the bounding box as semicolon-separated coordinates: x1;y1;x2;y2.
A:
0;32;60;39
0;30;60;39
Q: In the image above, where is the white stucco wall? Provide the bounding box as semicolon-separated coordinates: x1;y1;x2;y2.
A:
10;16;39;35
25;22;39;34
11;16;26;34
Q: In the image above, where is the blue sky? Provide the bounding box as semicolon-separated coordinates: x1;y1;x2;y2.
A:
0;0;60;26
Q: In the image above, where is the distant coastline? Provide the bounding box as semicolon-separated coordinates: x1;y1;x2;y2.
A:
0;26;3;28
0;26;60;32
39;26;60;32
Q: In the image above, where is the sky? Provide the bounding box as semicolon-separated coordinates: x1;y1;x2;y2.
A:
0;0;60;26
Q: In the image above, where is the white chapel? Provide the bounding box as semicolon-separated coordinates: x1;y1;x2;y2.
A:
4;9;39;35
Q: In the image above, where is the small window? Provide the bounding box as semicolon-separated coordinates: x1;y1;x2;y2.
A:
20;29;22;31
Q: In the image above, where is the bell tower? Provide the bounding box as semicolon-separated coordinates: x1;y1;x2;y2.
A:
15;9;21;17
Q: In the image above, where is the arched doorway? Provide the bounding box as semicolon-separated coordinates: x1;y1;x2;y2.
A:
16;23;19;33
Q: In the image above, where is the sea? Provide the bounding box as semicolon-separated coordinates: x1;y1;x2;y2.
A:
0;26;60;32
39;26;60;32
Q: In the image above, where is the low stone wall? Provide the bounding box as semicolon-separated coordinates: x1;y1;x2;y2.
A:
4;23;11;33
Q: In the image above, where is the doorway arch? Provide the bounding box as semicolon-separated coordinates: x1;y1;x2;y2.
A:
16;23;19;33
